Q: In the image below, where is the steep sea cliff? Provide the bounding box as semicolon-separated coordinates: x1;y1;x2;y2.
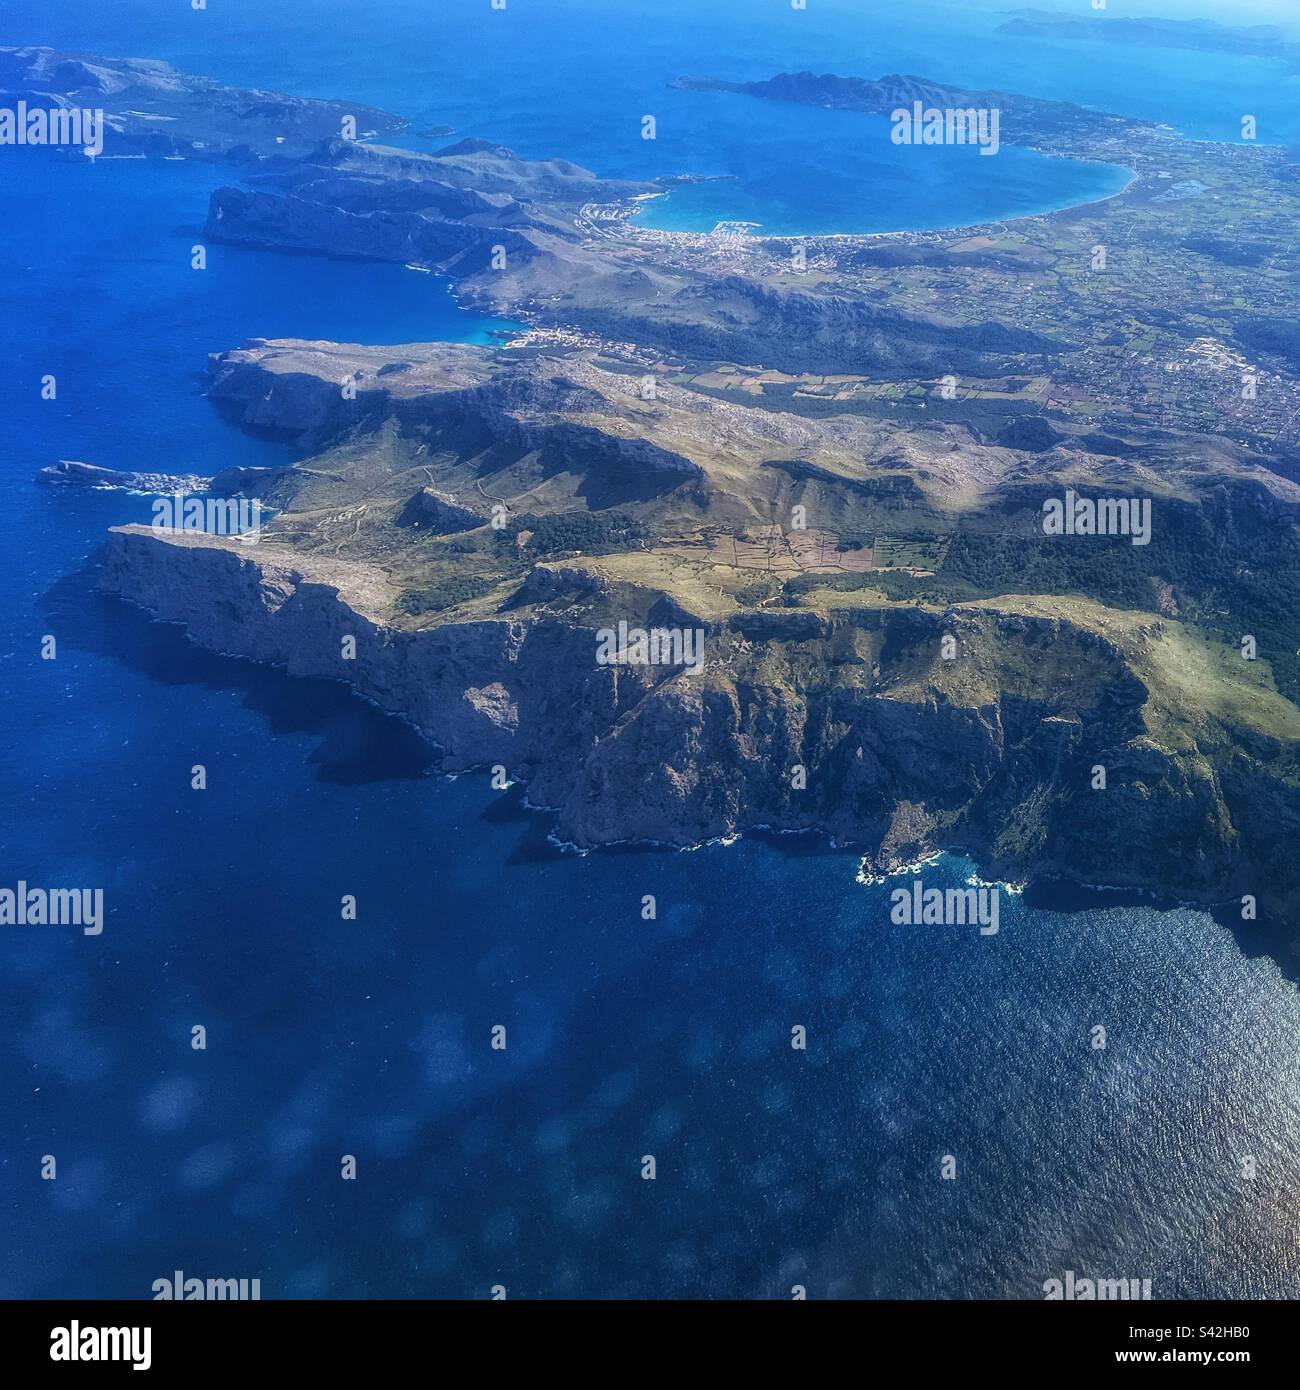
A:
100;523;1300;927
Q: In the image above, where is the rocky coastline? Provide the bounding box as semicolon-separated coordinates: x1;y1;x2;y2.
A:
13;43;1300;930
99;520;1300;925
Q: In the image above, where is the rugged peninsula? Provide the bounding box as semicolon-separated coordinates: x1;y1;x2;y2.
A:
0;45;405;159
102;337;1300;925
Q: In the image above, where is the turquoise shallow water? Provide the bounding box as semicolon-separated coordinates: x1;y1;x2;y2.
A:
1;0;1299;1299
631;103;1132;235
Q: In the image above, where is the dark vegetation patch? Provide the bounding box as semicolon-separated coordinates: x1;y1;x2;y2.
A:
397;574;496;615
785;490;1300;701
494;509;646;557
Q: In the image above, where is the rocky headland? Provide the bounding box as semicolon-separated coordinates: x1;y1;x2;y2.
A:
99;339;1300;924
37;460;213;493
0;45;405;159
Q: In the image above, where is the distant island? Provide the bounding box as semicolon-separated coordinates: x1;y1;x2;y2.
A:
998;9;1300;67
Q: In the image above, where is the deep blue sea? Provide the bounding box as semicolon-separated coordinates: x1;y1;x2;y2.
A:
2;0;1300;1299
